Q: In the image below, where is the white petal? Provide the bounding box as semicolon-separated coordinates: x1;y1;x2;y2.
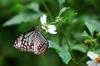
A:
47;29;57;34
42;26;46;30
40;14;47;25
48;25;56;30
87;51;99;60
87;60;97;66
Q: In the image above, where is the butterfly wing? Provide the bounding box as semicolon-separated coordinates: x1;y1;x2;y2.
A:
14;29;48;55
14;31;34;52
32;30;48;54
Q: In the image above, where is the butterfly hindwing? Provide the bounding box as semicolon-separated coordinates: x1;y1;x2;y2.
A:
32;30;48;54
14;29;48;55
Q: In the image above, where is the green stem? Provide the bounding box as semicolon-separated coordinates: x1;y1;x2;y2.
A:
60;25;77;64
77;44;90;64
89;39;98;52
41;0;53;19
67;40;77;64
77;56;87;64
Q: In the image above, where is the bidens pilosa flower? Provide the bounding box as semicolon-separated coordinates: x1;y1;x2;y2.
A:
40;14;57;34
87;51;100;66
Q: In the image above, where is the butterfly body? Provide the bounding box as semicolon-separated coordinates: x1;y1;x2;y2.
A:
14;28;48;55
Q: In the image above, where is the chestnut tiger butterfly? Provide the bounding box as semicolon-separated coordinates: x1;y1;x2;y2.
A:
14;28;48;55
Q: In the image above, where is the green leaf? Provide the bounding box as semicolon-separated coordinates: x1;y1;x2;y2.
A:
85;16;100;32
85;22;95;36
58;0;65;7
48;40;61;51
72;43;88;53
3;13;40;26
26;2;41;13
84;16;96;36
48;40;71;64
59;7;77;20
81;31;91;39
58;7;68;17
11;3;26;13
96;49;100;54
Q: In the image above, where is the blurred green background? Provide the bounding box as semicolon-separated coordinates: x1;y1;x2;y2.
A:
1;0;100;66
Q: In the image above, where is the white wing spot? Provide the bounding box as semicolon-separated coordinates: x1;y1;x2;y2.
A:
20;44;24;47
27;46;30;49
31;46;34;49
25;42;27;46
17;42;21;47
24;46;26;49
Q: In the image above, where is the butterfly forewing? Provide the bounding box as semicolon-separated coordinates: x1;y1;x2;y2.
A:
14;29;48;55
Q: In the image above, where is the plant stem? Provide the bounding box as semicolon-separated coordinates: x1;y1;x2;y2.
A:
41;0;53;19
77;56;87;64
60;25;78;64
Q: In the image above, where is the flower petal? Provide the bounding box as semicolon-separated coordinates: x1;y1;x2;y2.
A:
47;29;57;34
42;26;46;30
40;14;47;25
87;51;99;60
87;60;97;66
48;25;56;30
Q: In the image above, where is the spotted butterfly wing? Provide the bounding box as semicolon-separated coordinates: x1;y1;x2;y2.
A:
14;28;48;55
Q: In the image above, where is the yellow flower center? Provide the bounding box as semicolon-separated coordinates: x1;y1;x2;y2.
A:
84;39;92;45
96;57;100;62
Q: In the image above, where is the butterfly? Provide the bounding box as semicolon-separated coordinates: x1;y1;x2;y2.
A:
14;28;48;55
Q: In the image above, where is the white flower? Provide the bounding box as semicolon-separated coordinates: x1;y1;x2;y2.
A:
47;25;57;34
87;51;100;66
40;14;47;25
40;14;57;34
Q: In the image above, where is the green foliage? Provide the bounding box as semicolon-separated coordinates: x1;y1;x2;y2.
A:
49;40;71;64
72;43;88;53
1;0;100;66
3;13;40;26
26;2;41;13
